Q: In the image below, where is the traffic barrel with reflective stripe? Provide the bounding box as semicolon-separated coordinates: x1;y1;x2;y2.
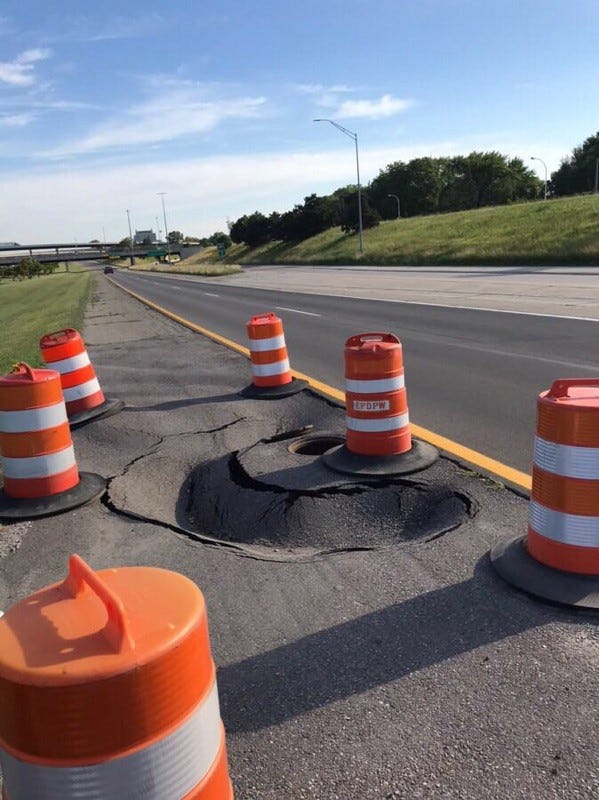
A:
0;554;234;800
40;328;123;428
323;333;437;476
491;378;599;610
0;363;105;521
241;312;306;399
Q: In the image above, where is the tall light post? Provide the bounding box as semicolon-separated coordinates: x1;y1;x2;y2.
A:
155;216;162;242
158;192;171;259
314;118;364;254
530;156;548;200
387;193;401;219
595;157;599;194
125;209;134;266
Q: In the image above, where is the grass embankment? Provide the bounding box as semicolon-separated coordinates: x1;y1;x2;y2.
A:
115;251;241;277
0;271;94;375
225;194;599;266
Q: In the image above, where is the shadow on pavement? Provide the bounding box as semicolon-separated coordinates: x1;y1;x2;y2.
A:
122;392;245;411
218;556;585;733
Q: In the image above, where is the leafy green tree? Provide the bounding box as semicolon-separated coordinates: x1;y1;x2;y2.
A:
340;191;380;234
208;231;232;249
551;132;599;196
167;230;184;245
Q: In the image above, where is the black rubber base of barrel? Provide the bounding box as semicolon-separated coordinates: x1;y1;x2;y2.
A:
239;378;308;400
0;472;106;521
322;439;438;477
490;535;599;611
69;397;124;429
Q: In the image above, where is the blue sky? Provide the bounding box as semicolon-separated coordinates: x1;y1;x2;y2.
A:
0;0;597;242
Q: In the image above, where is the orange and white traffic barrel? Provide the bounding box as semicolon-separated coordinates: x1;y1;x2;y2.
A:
491;378;599;610
323;333;437;476
40;328;123;428
0;363;105;521
0;554;234;799
241;312;306;398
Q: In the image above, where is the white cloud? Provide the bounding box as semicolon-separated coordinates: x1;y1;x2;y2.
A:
40;87;268;157
0;112;35;126
0;143;457;241
336;94;413;120
43;13;167;43
0;137;569;243
0;48;52;87
294;83;354;95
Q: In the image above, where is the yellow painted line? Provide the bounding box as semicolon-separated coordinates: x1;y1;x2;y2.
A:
109;278;532;492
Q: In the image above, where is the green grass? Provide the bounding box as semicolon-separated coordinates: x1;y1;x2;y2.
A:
0;271;94;375
224;194;599;266
121;248;242;277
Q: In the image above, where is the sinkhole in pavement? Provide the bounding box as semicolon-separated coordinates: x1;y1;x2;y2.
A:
185;434;474;552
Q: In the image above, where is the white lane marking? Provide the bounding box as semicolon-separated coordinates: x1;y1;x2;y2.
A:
122;272;599;323
203;292;220;297
275;306;321;317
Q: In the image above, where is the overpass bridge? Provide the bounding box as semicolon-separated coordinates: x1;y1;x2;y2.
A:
0;242;183;267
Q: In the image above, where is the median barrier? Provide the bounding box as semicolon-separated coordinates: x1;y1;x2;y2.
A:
0;554;234;799
40;328;123;428
323;332;437;476
491;378;599;610
240;312;307;399
0;363;105;521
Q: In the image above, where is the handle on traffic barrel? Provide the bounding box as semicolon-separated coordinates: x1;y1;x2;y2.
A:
249;312;278;325
345;332;400;348
547;378;599;399
11;362;36;381
63;554;135;652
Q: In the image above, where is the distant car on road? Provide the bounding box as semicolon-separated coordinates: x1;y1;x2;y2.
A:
104;265;114;274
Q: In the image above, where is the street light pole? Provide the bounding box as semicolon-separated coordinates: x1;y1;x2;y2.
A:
125;209;134;266
595;157;599;194
530;156;548;200
158;192;171;259
387;193;401;219
314;118;364;254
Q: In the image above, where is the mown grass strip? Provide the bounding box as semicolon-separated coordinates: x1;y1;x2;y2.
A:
0;271;94;375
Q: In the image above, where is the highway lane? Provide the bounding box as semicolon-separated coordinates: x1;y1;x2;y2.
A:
110;268;599;474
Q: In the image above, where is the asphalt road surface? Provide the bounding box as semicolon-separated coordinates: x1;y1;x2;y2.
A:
109;268;599;474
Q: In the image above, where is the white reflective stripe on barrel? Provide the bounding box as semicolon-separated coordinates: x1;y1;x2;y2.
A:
346;412;410;433
529;500;599;548
1;445;76;479
251;359;290;377
534;436;599;480
345;375;405;394
0;681;222;800
0;403;67;434
63;378;101;402
249;334;286;353
44;352;91;375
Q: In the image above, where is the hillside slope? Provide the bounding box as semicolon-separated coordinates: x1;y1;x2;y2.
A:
219;195;598;266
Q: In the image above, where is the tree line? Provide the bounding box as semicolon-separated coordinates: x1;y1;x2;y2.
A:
224;131;598;248
0;258;61;281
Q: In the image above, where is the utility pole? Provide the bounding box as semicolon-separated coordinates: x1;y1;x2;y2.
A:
387;194;401;219
314;119;364;254
530;156;548;200
126;209;134;266
158;192;171;260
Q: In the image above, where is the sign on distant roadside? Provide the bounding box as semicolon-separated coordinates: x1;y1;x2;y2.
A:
217;243;226;258
148;249;166;258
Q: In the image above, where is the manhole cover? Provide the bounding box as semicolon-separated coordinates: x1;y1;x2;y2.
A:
288;433;345;456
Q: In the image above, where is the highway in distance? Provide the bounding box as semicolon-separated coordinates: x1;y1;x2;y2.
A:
110;268;599;475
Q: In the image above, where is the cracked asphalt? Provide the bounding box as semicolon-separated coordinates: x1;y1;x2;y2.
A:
0;277;597;799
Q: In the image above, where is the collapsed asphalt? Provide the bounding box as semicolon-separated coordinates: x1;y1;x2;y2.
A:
0;277;597;799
